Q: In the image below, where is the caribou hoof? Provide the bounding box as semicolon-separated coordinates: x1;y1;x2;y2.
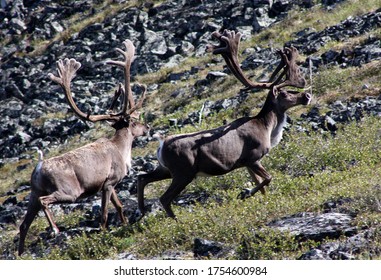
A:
238;188;252;200
130;209;145;224
48;227;60;238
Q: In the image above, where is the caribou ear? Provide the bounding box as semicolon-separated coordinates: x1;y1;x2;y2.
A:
270;87;278;99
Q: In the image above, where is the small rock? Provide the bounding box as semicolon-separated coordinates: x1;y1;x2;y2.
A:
194;238;223;258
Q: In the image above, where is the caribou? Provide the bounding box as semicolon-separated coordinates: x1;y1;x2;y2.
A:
18;39;148;256
137;30;311;219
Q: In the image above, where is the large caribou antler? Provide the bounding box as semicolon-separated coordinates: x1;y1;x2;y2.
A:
48;39;146;123
207;30;306;91
106;39;146;118
270;46;306;89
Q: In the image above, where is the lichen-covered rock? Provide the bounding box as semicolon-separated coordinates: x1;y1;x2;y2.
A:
267;212;357;241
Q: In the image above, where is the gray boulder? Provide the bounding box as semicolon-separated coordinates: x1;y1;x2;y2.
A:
267;212;357;241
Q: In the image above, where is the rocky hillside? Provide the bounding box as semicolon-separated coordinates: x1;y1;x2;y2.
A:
1;0;381;260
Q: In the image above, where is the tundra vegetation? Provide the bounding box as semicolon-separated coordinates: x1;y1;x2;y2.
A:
1;0;381;259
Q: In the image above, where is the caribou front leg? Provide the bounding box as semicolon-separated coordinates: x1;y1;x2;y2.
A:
239;162;272;199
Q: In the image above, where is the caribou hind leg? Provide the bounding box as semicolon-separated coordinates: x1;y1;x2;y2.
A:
18;193;41;256
159;175;194;219
137;165;171;217
39;186;81;234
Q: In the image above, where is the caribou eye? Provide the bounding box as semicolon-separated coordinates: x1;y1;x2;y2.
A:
280;90;288;98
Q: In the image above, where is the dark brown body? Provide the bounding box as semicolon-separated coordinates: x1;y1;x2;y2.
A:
160;117;269;176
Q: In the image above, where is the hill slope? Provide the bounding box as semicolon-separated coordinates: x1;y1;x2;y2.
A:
1;0;381;259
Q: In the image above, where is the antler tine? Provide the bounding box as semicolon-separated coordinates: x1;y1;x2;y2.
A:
48;58;122;123
267;49;286;83
218;31;253;88
107;39;136;116
48;58;81;87
271;46;306;90
207;30;273;90
208;30;252;88
206;30;230;55
107;83;124;113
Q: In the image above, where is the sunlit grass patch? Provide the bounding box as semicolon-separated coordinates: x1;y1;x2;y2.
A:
312;61;381;101
251;0;381;47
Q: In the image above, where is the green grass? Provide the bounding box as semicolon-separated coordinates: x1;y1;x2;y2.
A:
45;229;135;260
250;0;381;48
312;60;381;102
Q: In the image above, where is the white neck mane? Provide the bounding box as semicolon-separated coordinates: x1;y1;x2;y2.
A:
270;114;287;148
